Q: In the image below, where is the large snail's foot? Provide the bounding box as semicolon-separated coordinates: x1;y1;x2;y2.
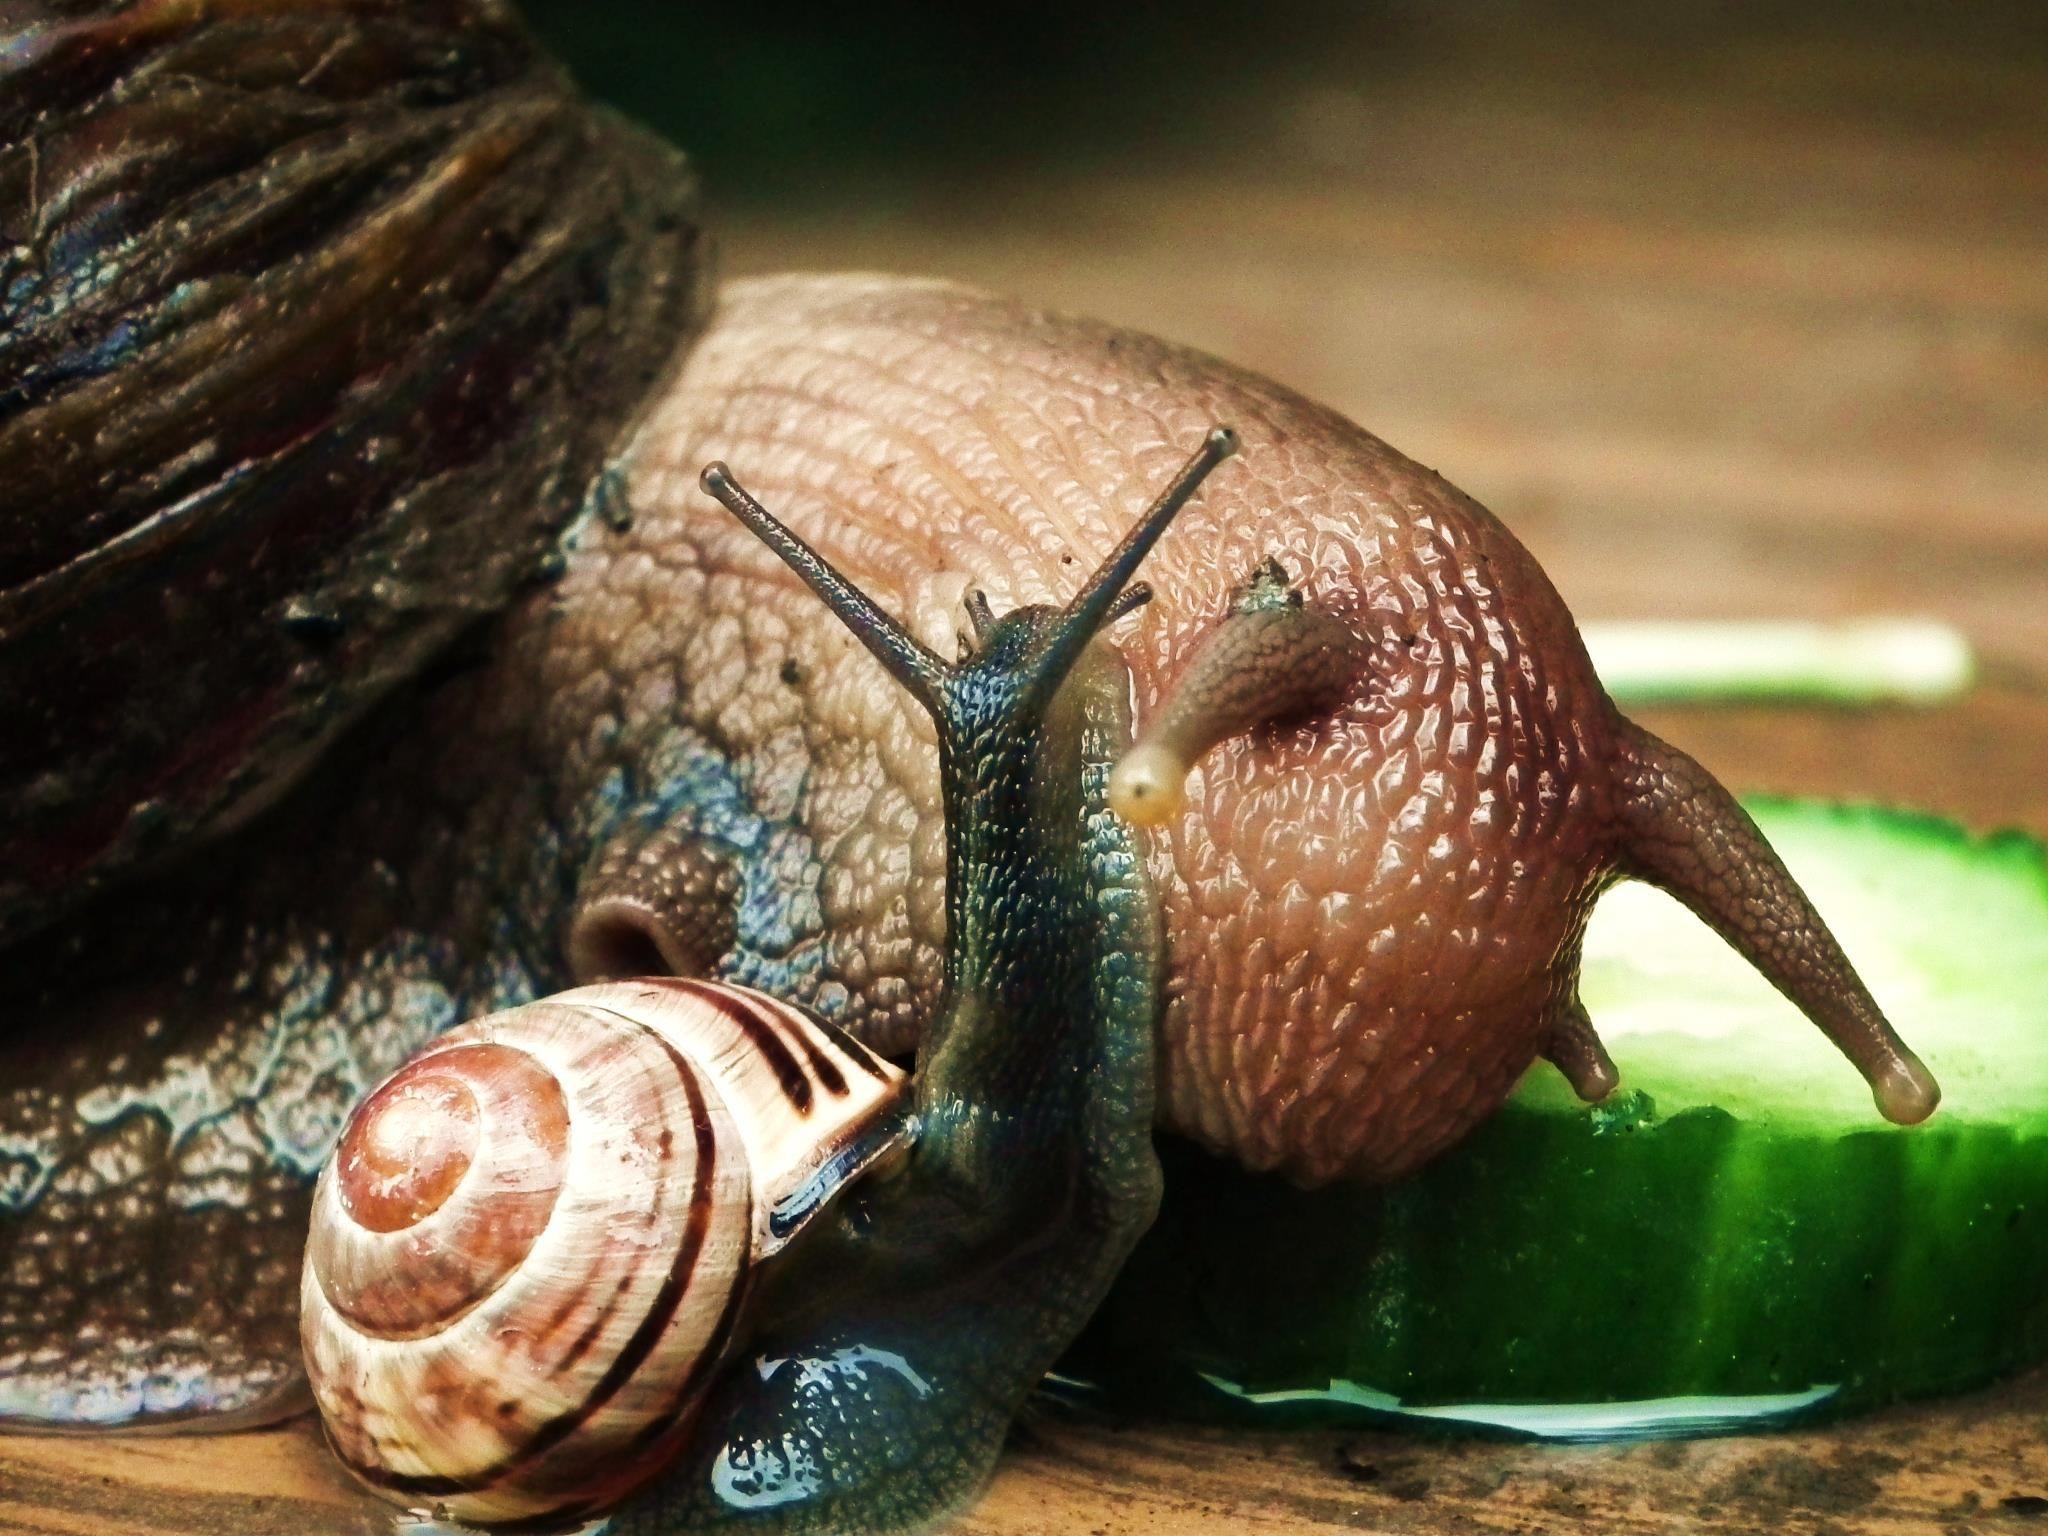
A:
0;703;620;1433
626;438;1230;1532
0;858;462;1431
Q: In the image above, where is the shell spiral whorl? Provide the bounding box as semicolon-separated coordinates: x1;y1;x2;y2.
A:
301;980;908;1526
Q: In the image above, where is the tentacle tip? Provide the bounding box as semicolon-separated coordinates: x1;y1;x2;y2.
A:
1108;743;1189;828
1571;1063;1623;1105
699;462;733;496
1206;425;1240;458
1106;582;1154;626
1872;1054;1941;1126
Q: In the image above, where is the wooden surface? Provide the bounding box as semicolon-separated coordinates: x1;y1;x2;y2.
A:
6;4;2046;1533
11;1370;2048;1536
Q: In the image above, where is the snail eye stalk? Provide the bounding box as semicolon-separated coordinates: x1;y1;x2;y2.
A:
1019;427;1236;702
699;463;952;715
1104;583;1154;625
963;588;997;642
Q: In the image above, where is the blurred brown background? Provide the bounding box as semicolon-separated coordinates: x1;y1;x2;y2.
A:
531;0;2048;835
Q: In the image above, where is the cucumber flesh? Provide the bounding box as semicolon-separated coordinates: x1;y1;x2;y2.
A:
1583;619;1974;707
1067;800;2048;1439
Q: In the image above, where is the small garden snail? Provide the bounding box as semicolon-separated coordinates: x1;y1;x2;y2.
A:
0;0;1935;1475
301;977;911;1525
306;439;1234;1527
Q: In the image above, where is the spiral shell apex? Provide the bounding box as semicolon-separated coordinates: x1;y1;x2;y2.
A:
301;980;908;1526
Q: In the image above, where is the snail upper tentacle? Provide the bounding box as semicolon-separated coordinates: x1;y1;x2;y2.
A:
1108;556;1376;829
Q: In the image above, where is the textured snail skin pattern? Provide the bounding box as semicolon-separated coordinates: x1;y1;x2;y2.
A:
0;273;1930;1432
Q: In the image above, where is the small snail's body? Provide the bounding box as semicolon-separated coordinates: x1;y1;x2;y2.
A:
302;979;913;1524
0;0;1935;1494
305;442;1212;1528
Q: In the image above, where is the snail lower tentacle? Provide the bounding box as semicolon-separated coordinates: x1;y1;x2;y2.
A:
566;826;742;984
1542;998;1622;1104
1108;555;1375;828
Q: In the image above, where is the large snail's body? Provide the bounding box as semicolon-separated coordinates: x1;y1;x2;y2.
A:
619;275;1618;1183
0;2;1932;1518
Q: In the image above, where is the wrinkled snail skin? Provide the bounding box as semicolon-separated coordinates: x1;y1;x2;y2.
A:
609;276;1933;1174
300;980;908;1526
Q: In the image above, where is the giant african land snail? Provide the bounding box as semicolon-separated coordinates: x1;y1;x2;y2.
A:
0;0;1935;1517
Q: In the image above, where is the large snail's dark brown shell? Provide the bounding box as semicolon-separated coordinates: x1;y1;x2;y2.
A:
0;0;710;944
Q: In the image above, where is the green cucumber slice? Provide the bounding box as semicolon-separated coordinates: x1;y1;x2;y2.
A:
1068;800;2048;1438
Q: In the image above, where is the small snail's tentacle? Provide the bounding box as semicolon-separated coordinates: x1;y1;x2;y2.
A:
1543;998;1621;1104
963;588;997;641
704;433;1232;734
1103;581;1156;627
1611;720;1939;1126
700;463;953;714
1019;428;1237;708
1110;557;1374;828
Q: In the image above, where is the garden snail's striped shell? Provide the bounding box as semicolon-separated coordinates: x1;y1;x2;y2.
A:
300;979;907;1526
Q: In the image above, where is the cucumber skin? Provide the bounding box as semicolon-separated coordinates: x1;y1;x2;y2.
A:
1075;1110;2048;1423
1068;803;2048;1427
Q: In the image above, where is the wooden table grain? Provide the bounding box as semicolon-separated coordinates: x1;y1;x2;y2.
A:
5;4;2045;1532
9;1368;2048;1536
